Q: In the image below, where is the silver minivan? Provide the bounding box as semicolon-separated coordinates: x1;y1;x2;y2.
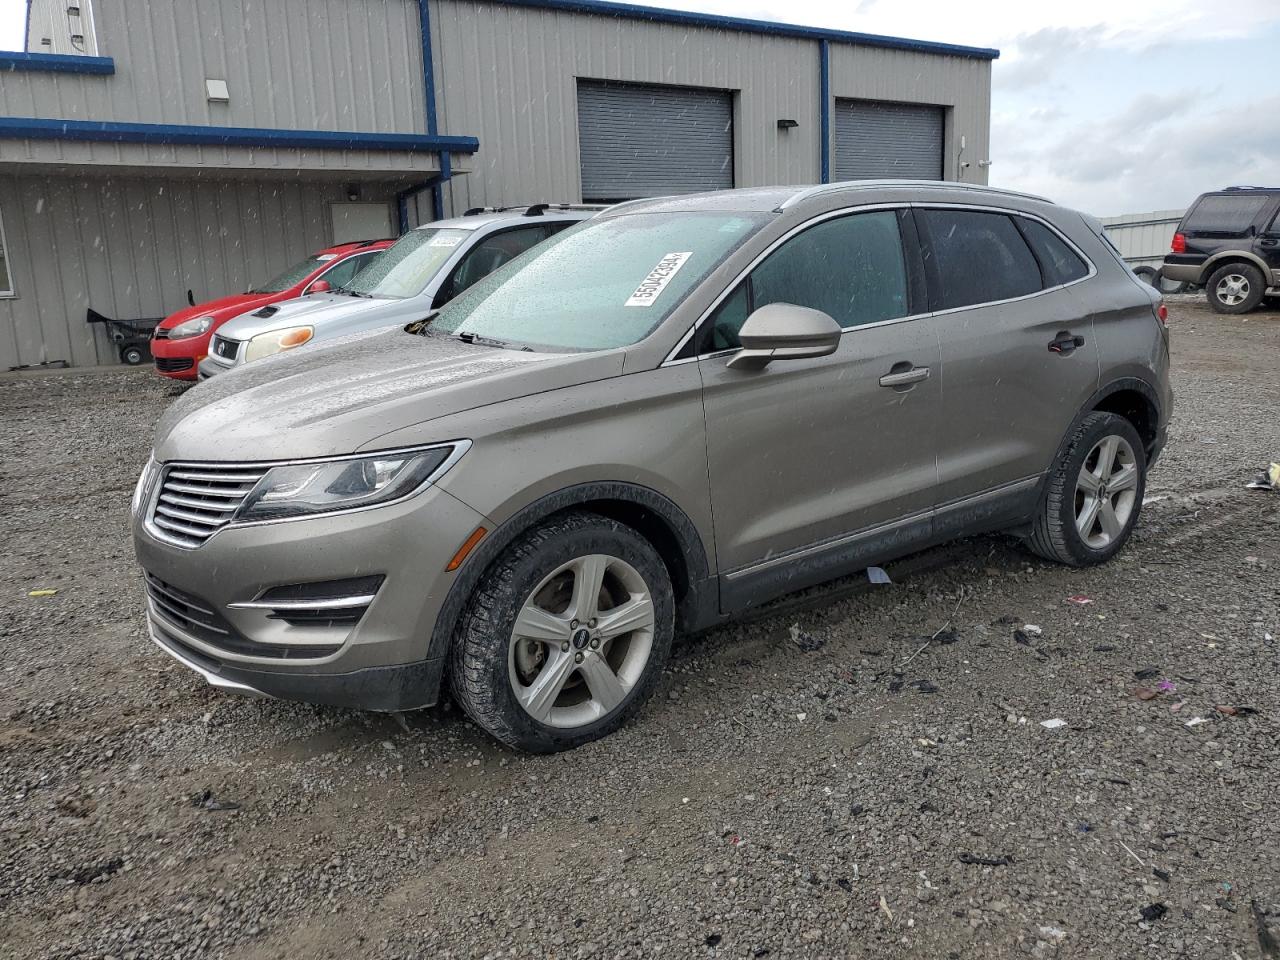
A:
134;181;1172;752
197;205;600;378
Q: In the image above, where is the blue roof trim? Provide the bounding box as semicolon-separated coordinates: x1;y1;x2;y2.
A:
0;117;479;153
495;0;999;60
0;52;116;74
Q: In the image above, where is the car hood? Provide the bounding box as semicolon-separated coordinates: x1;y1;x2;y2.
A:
158;292;278;330
214;292;370;340
153;328;623;462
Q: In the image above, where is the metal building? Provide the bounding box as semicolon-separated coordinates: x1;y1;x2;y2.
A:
0;0;996;370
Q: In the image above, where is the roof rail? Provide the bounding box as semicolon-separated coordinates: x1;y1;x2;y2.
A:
462;202;610;217
1223;185;1280;191
777;180;1052;212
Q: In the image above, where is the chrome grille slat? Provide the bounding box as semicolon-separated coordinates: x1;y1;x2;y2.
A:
148;463;267;548
159;491;242;512
149;594;231;636
168;470;265;483
155;503;230;526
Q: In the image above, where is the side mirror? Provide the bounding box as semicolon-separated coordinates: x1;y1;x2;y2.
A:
309;279;332;294
726;302;843;371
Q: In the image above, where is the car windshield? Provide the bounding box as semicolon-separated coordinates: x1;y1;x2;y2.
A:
252;255;328;293
343;228;471;299
429;212;769;351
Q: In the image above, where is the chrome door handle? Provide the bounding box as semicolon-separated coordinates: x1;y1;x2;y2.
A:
879;366;930;388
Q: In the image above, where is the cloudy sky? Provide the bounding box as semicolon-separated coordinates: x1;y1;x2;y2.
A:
3;0;1278;217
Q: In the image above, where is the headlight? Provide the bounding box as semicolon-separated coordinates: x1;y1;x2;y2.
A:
132;457;159;517
169;316;215;340
234;444;467;523
245;326;314;362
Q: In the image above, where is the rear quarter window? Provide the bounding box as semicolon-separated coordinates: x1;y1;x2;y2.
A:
1183;194;1272;234
1017;218;1090;286
919;209;1043;310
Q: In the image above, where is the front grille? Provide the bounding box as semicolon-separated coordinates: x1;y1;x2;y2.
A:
148;464;267;547
210;336;239;361
154;357;194;372
255;576;382;628
145;573;341;660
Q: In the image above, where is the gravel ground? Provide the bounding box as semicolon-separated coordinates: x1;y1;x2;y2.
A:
2;298;1279;960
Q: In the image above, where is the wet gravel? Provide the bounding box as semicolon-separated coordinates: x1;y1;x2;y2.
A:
2;299;1279;960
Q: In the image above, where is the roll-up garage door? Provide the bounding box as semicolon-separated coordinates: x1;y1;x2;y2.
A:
833;100;944;181
577;80;734;202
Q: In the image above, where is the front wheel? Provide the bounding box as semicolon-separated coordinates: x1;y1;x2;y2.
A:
449;511;673;752
120;345;146;365
1027;412;1147;566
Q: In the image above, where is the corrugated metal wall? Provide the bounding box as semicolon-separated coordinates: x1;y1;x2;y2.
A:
0;175;351;369
429;0;822;215
0;0;431;174
827;44;991;184
1100;210;1185;266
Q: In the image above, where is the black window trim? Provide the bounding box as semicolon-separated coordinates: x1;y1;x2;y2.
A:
666;202;1097;365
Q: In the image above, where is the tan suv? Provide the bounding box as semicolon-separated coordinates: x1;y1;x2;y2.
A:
132;182;1172;752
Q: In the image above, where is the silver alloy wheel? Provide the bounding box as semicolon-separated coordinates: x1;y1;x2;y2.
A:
508;554;655;729
1215;273;1251;306
1074;434;1139;549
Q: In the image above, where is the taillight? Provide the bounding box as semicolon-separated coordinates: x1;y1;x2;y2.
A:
1156;303;1168;326
1171;232;1186;254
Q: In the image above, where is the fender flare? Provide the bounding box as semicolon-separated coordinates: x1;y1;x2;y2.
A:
425;481;714;669
1201;250;1272;283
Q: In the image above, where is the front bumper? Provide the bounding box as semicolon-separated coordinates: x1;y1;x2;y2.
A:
197;354;234;379
151;335;209;381
133;481;489;710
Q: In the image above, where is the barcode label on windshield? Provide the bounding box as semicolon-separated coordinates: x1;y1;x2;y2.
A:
625;252;693;307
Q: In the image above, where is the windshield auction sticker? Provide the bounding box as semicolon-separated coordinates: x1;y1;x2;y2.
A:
625;252;693;307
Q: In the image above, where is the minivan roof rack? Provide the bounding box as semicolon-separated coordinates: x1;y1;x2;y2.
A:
1223;185;1280;191
777;180;1052;211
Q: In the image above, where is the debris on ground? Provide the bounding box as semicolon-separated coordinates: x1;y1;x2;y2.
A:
789;622;825;652
1245;463;1280;491
1140;903;1168;923
1022;624;1043;638
958;852;1013;866
866;566;892;585
190;789;241;812
1067;595;1093;605
27;588;58;597
1185;717;1209;728
1134;665;1161;680
1134;688;1160;701
1153;867;1172;882
1040;718;1067;730
1215;705;1258;717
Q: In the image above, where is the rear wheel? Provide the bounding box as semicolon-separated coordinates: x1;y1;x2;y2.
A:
449;511;673;752
1206;262;1265;314
1027;412;1146;566
120;345;146;365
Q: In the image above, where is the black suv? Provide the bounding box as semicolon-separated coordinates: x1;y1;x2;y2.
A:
1162;186;1280;313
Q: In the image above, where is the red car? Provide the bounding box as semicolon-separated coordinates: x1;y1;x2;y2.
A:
150;239;393;380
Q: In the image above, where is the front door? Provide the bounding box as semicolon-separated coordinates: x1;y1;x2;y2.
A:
696;209;941;610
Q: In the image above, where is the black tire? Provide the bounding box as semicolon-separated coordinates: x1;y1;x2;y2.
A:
1027;412;1147;567
1206;262;1265;314
1133;266;1158;288
449;511;674;753
1157;271;1188;295
120;346;146;365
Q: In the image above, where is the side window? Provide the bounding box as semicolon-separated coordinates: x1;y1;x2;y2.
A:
313;252;375;291
705;211;909;351
1017;219;1090;286
438;225;549;304
919;209;1042;310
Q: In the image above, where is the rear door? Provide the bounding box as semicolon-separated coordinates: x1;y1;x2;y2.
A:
1259;204;1280;282
696;208;941;607
919;207;1099;517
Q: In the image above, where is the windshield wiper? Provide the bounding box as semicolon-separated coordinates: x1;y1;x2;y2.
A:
455;331;532;351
